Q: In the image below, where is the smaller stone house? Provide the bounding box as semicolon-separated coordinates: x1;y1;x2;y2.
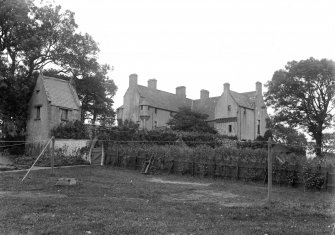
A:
26;75;81;142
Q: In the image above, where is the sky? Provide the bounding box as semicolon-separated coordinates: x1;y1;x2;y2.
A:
54;0;335;112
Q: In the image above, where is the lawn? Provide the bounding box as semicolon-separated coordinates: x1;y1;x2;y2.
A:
0;166;334;234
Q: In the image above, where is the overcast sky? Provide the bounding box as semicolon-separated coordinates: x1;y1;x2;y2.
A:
54;0;335;111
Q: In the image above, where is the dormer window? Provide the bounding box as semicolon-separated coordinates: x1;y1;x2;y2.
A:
228;105;231;111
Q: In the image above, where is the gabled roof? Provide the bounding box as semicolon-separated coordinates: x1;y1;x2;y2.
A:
230;91;256;109
137;85;192;112
41;75;81;110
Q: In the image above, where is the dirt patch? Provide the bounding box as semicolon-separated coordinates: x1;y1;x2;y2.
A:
149;178;211;187
163;189;258;207
0;191;67;198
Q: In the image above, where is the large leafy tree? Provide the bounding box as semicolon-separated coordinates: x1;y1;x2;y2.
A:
265;117;307;146
167;107;217;134
0;0;117;136
265;58;335;156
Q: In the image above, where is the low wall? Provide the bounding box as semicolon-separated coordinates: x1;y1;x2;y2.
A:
25;139;91;159
54;139;90;155
54;139;91;161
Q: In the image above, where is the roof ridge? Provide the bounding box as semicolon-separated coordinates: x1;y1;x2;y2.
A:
137;85;193;102
41;75;69;83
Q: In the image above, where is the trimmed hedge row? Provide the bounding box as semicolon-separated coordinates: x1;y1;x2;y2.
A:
104;142;329;190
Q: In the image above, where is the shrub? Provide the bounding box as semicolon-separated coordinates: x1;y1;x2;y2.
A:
302;163;326;190
51;120;89;139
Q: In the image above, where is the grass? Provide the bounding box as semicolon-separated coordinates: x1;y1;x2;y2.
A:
0;166;334;234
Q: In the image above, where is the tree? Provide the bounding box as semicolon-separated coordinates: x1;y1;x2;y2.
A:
265;117;307;146
167;107;217;133
0;1;117;135
265;58;335;157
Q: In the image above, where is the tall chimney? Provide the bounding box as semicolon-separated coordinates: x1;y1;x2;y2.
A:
148;79;157;89
200;89;209;100
176;86;186;98
256;81;262;96
224;83;230;93
129;74;138;87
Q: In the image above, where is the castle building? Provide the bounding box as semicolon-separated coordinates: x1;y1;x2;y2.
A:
117;74;269;140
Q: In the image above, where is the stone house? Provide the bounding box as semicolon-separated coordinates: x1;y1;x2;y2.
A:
117;74;269;140
26;75;81;142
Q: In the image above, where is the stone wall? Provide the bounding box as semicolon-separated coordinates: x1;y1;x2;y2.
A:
54;139;90;160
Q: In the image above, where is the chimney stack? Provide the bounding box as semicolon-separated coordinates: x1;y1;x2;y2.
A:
176;86;186;98
200;89;209;100
224;83;230;93
256;81;262;96
129;74;138;87
148;79;157;89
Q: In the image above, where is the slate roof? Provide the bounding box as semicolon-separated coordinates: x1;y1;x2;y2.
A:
230;91;256;109
136;85;192;112
41;75;81;110
120;83;258;121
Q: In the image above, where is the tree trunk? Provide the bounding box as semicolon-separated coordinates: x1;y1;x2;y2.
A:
314;131;323;158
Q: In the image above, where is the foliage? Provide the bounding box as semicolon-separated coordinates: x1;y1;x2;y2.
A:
50;120;90;139
167;107;217;134
98;125;236;147
322;132;335;154
14;153;89;167
0;0;117;135
302;163;325;190
266;116;307;146
0;135;25;155
265;58;335;157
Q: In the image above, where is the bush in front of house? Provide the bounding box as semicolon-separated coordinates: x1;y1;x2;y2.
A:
51;120;90;139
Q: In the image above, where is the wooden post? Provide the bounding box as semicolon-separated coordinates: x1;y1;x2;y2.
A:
51;136;55;175
267;137;272;204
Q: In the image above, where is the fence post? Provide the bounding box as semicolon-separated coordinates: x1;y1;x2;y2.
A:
51;136;55;175
267;137;272;204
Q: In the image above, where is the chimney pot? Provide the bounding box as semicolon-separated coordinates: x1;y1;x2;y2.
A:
129;74;138;87
224;83;230;93
256;81;262;95
200;89;209;100
176;86;186;98
148;79;157;89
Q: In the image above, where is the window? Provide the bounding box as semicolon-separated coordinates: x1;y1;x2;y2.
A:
61;109;69;121
243;108;246;115
228;105;231;111
140;106;143;110
148;106;150;110
229;125;232;133
155;108;157;114
257;120;260;135
154;121;157;128
35;106;41;120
